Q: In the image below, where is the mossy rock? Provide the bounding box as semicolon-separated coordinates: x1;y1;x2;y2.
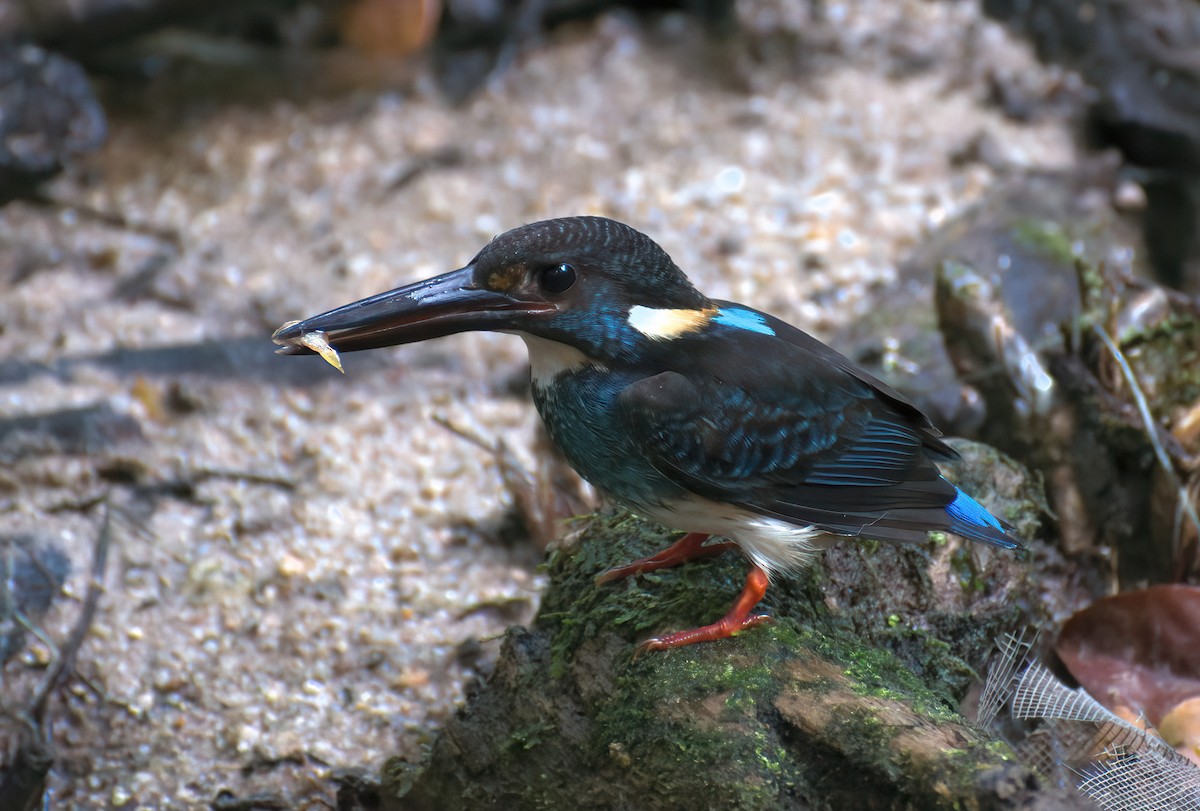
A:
380;448;1068;810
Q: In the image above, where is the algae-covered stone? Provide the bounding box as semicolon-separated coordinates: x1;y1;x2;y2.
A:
384;458;1059;810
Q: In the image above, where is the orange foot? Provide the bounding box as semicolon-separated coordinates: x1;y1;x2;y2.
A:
595;532;738;584
636;564;772;652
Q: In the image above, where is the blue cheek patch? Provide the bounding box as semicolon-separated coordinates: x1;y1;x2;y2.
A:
714;307;776;336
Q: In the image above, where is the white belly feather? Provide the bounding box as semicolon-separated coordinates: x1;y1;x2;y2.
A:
636;494;829;577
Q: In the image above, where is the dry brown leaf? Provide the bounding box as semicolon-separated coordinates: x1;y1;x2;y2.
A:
1056;584;1200;725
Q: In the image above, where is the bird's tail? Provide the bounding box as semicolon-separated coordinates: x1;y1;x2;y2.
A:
943;487;1023;550
834;482;1025;550
763;478;1026;551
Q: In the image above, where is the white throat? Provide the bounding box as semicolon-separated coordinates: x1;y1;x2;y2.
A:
519;334;604;387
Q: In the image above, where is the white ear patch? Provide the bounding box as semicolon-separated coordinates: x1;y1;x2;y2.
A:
627;305;715;340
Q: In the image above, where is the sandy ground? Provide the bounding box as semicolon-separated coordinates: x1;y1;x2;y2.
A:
0;2;1076;807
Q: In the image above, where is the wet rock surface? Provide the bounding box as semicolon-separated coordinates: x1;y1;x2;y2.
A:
834;168;1143;435
984;0;1200;291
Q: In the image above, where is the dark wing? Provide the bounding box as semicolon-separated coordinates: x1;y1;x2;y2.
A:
734;303;955;458
620;310;966;543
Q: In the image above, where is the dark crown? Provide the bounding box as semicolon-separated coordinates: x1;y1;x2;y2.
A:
475;217;711;309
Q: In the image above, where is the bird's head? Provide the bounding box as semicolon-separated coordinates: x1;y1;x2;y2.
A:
273;217;715;366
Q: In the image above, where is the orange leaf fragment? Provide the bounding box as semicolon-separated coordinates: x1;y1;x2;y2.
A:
342;0;441;58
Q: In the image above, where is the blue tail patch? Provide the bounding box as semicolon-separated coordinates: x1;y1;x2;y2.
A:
945;486;1021;550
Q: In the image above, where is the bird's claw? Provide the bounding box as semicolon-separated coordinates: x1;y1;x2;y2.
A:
634;613;774;656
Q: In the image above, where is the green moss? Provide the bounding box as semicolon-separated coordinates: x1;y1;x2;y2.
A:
950;543;986;593
541;510;829;709
1070;254;1200;417
858;538;882;555
1123;319;1200;407
849;646;941;708
379;756;420;801
828;709;897;762
1012;219;1077;266
592;686;784;807
540;512;824;679
574;615;838;809
982;738;1017;762
396;504;1030;809
548;512;1014;801
509;719;556;751
793;624;964;724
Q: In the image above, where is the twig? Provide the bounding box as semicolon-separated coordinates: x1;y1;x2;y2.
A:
27;500;113;724
0;500;114;811
1091;323;1200;579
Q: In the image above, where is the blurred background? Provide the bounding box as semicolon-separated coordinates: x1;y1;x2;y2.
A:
1;0;1198;807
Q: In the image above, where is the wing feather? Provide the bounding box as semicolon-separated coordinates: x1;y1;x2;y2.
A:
620;312;968;542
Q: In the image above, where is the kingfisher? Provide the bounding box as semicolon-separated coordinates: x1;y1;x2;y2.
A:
273;216;1022;651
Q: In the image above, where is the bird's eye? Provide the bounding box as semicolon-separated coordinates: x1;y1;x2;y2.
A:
538;263;577;294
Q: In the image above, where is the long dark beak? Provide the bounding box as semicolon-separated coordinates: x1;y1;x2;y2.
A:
272;265;554;360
